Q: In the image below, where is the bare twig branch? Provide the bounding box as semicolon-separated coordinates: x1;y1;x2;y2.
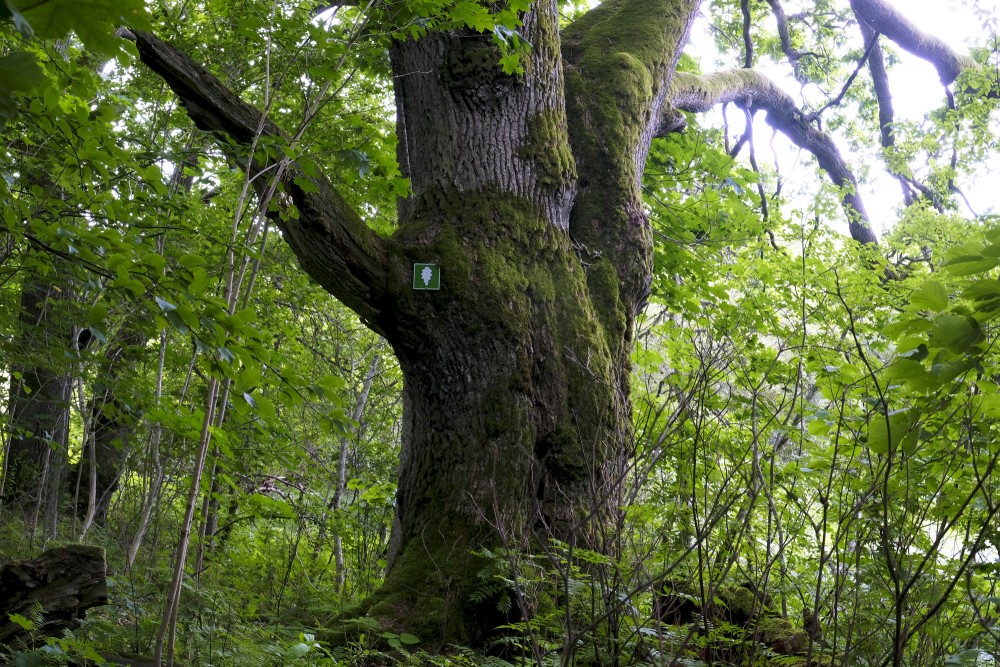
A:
807;29;880;122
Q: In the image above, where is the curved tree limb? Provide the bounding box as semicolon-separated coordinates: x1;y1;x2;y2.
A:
740;0;753;68
667;70;878;244
125;30;390;334
852;3;993;212
765;0;802;78
857;20;895;154
849;0;975;85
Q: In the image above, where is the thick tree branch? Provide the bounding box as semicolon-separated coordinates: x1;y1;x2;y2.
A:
561;0;702;316
667;70;878;244
855;16;927;208
740;0;753;68
764;0;827;81
562;0;702;175
857;20;895;153
849;0;975;85
126;30;389;333
765;0;803;78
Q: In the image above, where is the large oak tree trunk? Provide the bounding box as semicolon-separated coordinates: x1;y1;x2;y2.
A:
357;0;697;643
130;0;698;646
364;6;627;637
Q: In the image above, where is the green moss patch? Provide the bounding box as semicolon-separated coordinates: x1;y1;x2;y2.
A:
520;110;577;190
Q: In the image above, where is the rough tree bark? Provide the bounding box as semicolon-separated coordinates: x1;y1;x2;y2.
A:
75;326;145;526
127;0;688;643
126;0;983;647
0;545;107;647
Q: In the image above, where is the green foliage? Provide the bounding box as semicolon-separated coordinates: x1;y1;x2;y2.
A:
389;0;533;73
0;0;150;123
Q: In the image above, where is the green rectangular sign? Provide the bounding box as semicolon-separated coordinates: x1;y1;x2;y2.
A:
413;263;441;290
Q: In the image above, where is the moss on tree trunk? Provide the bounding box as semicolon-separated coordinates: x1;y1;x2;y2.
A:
344;0;703;645
132;0;703;649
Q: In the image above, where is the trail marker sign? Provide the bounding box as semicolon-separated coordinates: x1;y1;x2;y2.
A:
413;263;440;290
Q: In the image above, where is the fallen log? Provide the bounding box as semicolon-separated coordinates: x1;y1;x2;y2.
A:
0;545;108;646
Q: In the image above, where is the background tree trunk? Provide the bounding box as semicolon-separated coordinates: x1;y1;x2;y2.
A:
4;280;72;534
78;325;146;525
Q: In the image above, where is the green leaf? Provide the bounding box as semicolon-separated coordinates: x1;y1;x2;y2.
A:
945;649;982;665
929;313;981;352
977;393;1000;419
0;52;47;124
908;279;948;312
943;255;999;276
1;1;34;37
313;374;345;400
962;278;1000;302
178;253;205;267
0;53;46;92
8;613;35;630
292;175;319;194
283;642;312;660
155;296;177;312
22;0;151;54
254;395;276;420
237;364;262;393
882;317;932;340
141;253;166;272
335;149;371;178
449;1;493;32
807;419;830;436
0;93;16;125
868;410;918;456
187;267;209;295
499;51;524;75
884;359;928;383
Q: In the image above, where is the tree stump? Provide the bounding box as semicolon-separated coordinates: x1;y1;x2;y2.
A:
0;545;108;646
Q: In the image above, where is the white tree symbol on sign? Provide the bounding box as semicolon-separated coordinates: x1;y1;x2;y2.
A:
421;265;433;286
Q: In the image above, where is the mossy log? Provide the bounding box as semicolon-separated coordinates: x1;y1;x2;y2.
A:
654;579;811;657
0;545;108;646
